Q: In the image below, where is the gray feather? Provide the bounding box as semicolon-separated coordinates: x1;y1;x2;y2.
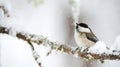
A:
85;28;99;43
86;33;98;43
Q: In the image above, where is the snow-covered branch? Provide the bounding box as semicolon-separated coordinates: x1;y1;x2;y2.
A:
0;26;120;66
0;0;11;17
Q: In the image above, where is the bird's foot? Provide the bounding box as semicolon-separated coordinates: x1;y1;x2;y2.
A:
74;47;82;52
83;47;89;52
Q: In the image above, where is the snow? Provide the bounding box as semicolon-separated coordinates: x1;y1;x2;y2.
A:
0;8;4;19
0;34;39;67
111;35;120;50
0;0;11;11
71;0;80;24
0;0;11;17
88;41;107;54
88;40;120;55
41;50;85;67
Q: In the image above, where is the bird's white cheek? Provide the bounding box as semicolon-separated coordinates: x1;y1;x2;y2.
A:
79;27;91;33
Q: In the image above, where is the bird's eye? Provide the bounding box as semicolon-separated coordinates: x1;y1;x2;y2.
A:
76;23;79;25
76;25;78;29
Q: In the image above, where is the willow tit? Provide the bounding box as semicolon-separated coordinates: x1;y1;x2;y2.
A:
74;23;99;48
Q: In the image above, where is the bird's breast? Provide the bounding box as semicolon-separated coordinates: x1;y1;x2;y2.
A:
74;32;95;47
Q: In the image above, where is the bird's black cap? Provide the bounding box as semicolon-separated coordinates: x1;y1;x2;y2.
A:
76;23;88;28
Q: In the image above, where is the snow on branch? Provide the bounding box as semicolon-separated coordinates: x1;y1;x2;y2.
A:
0;26;120;66
0;0;11;17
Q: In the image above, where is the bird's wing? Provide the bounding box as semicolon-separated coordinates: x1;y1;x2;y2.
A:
86;33;99;43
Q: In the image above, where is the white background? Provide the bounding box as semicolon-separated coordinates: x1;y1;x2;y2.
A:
0;0;120;67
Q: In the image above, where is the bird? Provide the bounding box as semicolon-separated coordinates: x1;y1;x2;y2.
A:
74;23;99;49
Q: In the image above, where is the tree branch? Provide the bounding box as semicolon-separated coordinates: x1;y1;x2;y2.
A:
0;26;120;66
0;5;10;17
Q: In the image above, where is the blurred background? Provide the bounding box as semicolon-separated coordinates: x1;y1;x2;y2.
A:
0;0;120;67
